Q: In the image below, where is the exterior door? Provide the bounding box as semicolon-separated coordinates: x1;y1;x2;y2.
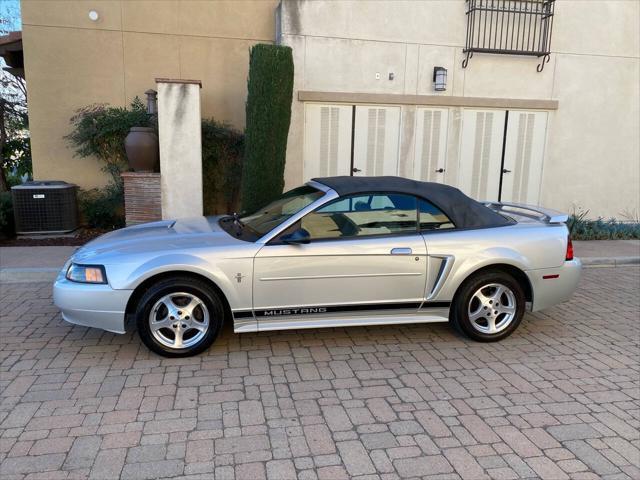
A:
253;235;427;309
458;109;507;201
252;193;427;327
352;105;401;176
303;104;353;180
500;111;548;204
412;108;449;183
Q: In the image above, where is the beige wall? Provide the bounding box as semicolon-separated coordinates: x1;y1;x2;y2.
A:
22;0;278;189
280;0;640;219
22;0;640;218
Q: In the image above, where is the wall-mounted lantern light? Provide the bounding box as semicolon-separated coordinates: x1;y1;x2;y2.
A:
433;66;447;92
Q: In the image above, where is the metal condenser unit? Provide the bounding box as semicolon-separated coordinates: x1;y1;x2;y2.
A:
11;181;78;234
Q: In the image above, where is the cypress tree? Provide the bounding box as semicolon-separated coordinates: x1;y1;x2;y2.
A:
241;44;294;213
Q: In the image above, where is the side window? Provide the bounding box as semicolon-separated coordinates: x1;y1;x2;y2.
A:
418;199;455;230
317;197;351;213
300;194;418;240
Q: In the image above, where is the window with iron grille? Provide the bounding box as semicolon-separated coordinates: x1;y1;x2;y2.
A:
462;0;556;72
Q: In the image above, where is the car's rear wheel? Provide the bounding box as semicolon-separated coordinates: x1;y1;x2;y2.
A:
135;276;224;357
450;270;525;342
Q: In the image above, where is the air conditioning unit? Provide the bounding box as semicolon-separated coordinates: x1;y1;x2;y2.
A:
11;181;78;234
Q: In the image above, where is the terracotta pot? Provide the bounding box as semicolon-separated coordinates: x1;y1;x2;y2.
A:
125;127;159;172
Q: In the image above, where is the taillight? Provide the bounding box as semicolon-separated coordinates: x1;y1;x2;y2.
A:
565;236;574;261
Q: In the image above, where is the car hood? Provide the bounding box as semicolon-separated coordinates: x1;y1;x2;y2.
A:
73;216;243;263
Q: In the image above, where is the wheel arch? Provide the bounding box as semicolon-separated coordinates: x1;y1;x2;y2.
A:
124;271;232;328
453;263;533;304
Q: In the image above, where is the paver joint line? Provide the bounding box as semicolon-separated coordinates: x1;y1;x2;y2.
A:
0;266;638;479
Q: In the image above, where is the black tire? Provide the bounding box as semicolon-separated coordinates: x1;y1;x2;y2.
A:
450;270;525;342
135;276;224;357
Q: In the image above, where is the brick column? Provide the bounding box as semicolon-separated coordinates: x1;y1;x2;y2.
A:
121;172;162;226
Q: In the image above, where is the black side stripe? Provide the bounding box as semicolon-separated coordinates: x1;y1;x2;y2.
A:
233;301;451;319
420;301;451;309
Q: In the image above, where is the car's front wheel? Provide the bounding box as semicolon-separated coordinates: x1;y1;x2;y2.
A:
135;276;224;357
450;270;525;342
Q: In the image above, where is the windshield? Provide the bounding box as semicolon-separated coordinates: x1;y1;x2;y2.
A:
238;186;324;237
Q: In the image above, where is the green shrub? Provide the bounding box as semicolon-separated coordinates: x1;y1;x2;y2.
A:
2;132;32;186
568;210;640;240
201;119;244;215
78;185;125;230
66;97;153;187
241;44;294;213
67;97;151;228
0;192;15;238
6;172;25;188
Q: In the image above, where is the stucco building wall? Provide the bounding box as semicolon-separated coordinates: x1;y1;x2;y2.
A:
21;0;640;219
279;0;640;219
21;0;278;189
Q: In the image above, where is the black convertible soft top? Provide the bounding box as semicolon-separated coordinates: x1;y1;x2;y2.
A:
312;176;511;229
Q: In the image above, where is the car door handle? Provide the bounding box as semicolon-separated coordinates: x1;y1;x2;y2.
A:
391;248;412;255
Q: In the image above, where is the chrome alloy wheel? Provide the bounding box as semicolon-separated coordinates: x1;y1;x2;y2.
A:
468;283;517;334
149;292;209;349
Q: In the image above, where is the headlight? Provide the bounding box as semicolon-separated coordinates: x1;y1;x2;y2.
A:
66;263;107;284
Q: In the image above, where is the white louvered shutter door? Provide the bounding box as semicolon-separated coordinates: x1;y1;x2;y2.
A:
303;104;353;181
458;109;506;201
353;105;401;176
412;108;449;183
500;111;548;205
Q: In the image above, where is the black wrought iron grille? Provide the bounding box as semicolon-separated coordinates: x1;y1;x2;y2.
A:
462;0;556;72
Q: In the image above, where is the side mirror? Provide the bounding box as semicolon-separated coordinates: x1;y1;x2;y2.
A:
281;228;311;245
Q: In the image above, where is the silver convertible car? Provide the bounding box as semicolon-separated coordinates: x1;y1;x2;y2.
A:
54;176;581;357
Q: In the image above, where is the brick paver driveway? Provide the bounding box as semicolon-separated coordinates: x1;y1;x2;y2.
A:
1;266;638;479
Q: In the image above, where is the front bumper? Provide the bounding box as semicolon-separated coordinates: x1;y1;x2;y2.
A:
53;270;132;334
526;258;582;312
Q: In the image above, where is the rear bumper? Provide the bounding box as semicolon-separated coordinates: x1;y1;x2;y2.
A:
526;258;582;312
53;270;132;334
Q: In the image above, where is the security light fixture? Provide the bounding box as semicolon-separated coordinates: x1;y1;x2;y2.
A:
433;67;447;92
88;10;99;21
